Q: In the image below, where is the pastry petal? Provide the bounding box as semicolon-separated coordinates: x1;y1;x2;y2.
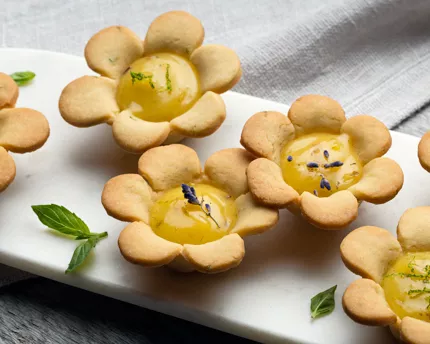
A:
170;91;226;137
138;144;201;191
0;108;49;153
182;234;244;273
240;111;295;164
288;95;346;136
247;158;299;208
230;193;279;237
0;73;18;109
300;190;358;230
418;130;430;172
348;157;404;204
102;174;153;223
190;44;241;94
59;76;118;127
112;110;170;154
397;206;430;252
400;317;430;344
343;278;397;326
340;226;402;283
341;115;391;164
0;147;15;192
85;26;143;79
144;11;204;56
118;222;182;267
204;148;254;198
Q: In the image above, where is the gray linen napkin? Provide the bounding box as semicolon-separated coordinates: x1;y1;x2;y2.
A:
2;0;430;286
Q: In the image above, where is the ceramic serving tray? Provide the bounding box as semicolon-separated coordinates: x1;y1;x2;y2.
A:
1;48;423;344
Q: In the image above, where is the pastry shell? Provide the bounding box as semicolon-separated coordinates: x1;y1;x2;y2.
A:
102;144;279;273
340;207;430;343
0;73;50;192
59;11;241;154
241;95;403;230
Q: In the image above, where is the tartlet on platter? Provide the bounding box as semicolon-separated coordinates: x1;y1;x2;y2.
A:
102;144;278;273
341;207;430;343
59;11;241;154
241;95;404;230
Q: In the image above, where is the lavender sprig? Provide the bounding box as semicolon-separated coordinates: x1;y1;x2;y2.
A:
181;184;220;228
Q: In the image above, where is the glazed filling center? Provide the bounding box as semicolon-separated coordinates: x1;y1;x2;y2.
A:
116;53;201;122
280;133;363;197
382;252;430;322
149;184;237;245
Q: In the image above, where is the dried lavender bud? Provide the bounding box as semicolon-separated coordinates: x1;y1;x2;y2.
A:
307;162;319;168
322;178;331;191
287;155;293;162
324;161;344;168
205;203;211;213
323;150;329;159
313;190;318;196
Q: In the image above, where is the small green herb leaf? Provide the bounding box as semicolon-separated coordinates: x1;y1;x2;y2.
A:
9;71;36;86
310;285;337;319
66;232;108;273
31;204;90;236
66;236;97;273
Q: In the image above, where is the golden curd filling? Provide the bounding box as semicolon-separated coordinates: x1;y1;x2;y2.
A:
149;184;237;245
280;133;363;197
383;252;430;322
116;53;201;122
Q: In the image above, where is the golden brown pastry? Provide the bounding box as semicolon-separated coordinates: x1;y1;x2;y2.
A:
341;207;430;343
0;73;49;192
241;95;403;229
102;145;278;273
59;11;241;154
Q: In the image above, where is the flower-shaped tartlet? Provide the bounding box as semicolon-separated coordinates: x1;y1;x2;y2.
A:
101;144;278;273
341;207;430;343
241;95;404;230
59;11;241;154
0;73;50;192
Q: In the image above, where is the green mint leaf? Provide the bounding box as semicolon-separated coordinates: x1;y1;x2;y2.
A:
31;204;90;237
9;71;36;86
66;237;96;273
66;232;108;273
310;285;337;319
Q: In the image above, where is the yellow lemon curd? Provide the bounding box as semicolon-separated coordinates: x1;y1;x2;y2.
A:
280;133;363;197
116;53;201;122
149;184;237;245
382;252;430;322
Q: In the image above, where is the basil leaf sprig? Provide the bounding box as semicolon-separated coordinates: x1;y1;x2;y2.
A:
31;204;107;273
310;285;337;319
9;71;36;86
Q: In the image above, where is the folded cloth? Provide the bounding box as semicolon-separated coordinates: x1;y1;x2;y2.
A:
1;0;430;286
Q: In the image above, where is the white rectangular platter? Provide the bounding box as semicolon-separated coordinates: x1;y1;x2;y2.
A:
0;48;424;344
